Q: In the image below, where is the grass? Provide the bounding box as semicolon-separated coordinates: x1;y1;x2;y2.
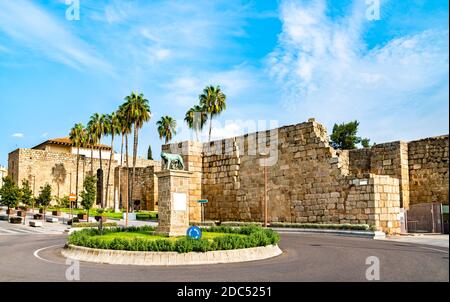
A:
91;230;246;243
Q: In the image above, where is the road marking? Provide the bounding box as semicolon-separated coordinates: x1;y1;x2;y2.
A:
419;246;449;254
33;244;66;265
0;227;17;234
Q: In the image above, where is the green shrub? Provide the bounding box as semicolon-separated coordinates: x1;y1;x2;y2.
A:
269;222;374;231
67;225;280;253
220;221;263;227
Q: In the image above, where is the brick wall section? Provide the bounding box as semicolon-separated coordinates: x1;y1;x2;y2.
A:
408;135;449;205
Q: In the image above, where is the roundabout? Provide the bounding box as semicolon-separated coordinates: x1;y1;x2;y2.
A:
61;225;283;266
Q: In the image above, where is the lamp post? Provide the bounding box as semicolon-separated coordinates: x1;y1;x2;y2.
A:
259;152;269;227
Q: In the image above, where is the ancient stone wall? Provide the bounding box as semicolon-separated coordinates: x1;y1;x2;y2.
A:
114;163;161;211
190;119;402;233
408;136;449;205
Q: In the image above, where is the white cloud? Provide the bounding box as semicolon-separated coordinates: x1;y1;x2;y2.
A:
267;0;449;142
0;0;112;73
41;132;49;138
12;133;24;138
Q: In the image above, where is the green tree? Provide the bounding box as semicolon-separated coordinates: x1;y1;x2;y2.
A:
199;85;227;142
104;112;121;209
0;177;21;217
157;116;177;144
69;123;87;208
330;121;370;150
185;105;208;141
36;183;52;217
121;92;151;214
147;145;153;160
80;175;96;222
20;179;33;208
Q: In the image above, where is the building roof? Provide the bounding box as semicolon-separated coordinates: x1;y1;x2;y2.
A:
32;137;112;151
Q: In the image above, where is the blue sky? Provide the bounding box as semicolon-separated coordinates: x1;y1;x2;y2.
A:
0;0;448;166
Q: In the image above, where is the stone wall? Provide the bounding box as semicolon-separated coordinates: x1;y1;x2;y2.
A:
167;119;404;233
408;136;449;205
114;163;161;211
163;119;448;234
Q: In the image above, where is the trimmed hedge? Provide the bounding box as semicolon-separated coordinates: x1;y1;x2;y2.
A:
71;222;118;228
67;225;280;253
220;221;263;227
9;217;22;224
190;221;217;227
269;222;377;231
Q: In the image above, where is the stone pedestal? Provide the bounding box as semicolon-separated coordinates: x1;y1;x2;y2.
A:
155;170;192;237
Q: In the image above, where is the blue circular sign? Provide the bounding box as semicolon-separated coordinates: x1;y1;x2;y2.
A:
187;226;202;240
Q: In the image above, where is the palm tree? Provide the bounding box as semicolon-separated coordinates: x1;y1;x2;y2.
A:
184;105;208;141
157;116;177;144
87;113;106;207
121;92;151;214
199;85;227;141
69;123;86;208
104;112;121;209
86;123;98;176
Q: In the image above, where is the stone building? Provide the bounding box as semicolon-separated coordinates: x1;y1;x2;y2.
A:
8;137;160;210
0;165;7;188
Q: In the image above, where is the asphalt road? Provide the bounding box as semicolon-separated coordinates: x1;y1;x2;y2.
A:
0;233;448;282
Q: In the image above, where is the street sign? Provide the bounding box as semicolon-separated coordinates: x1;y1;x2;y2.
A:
69;193;77;201
198;199;208;204
187;226;202;240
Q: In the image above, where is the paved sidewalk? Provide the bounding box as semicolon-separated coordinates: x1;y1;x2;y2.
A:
382;234;449;248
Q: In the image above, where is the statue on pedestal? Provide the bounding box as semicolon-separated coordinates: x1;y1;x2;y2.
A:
161;152;185;170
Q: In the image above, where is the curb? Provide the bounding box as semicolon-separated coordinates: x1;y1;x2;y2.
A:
271;227;386;239
62;244;283;266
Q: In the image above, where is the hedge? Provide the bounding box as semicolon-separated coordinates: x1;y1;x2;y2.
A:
269;222;377;231
219;221;263;227
71;222;118;228
67;225;280;253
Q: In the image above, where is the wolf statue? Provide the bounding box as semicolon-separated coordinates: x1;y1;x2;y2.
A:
161;152;185;170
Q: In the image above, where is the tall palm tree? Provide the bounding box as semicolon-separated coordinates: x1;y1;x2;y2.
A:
184;105;208;141
86;123;98;176
199;85;227;141
104;112;121;209
157;116;177;144
88;113;106;207
69;123;86;208
121;92;151;213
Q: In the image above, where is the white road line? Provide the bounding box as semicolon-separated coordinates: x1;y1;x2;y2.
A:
33;244;66;265
0;227;18;234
